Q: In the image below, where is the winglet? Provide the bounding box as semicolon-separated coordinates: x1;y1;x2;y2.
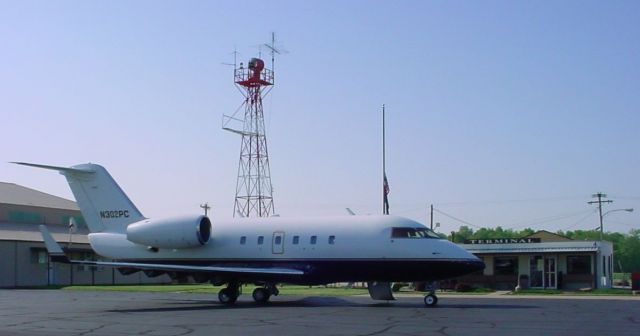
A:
38;225;70;263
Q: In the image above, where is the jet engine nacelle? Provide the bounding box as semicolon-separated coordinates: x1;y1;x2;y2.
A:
126;215;211;249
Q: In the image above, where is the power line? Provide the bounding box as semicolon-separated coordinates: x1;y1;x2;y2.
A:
506;209;595;229
432;206;595;230
433;209;483;229
562;208;598;231
611;196;640;200
434;195;586;207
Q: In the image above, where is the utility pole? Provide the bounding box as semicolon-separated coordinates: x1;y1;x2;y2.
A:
588;193;612;241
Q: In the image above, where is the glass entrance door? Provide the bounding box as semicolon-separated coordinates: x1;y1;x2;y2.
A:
529;255;557;288
544;256;557;289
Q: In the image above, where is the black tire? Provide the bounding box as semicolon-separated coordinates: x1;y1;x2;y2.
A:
252;287;271;303
219;288;238;305
424;294;438;307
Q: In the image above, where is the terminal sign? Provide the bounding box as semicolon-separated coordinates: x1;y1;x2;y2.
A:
465;238;541;244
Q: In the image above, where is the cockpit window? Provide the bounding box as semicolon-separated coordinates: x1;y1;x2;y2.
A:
391;227;441;239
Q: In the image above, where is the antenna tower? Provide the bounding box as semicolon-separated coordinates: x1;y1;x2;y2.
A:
223;37;281;217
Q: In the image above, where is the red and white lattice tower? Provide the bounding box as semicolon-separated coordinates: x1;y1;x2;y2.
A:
223;58;275;217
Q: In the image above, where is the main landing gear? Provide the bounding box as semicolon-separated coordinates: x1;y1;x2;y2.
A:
252;284;279;304
218;282;240;305
217;283;279;305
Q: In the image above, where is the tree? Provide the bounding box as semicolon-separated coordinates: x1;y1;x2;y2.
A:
449;226;536;242
618;229;640;272
450;226;474;243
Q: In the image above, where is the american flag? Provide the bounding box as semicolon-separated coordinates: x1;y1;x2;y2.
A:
383;173;390;215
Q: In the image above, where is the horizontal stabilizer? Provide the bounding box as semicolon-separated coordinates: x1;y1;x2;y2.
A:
38;225;70;263
12;162;95;174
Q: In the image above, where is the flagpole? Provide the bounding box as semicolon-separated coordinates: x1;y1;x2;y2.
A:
382;104;387;215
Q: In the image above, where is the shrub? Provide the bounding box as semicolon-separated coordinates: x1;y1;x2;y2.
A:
455;283;475;292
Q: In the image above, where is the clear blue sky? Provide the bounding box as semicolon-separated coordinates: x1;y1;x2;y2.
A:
2;1;638;234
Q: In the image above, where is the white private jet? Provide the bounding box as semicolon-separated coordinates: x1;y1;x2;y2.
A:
15;162;484;307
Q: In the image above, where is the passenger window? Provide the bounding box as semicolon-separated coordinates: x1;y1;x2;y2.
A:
258;236;264;245
293;236;300;245
310;236;317;245
328;235;335;244
275;236;282;245
240;236;247;245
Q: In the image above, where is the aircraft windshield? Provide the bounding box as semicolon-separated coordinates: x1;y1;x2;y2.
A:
391;227;442;239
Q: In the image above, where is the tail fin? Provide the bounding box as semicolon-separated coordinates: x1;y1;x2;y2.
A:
13;162;144;233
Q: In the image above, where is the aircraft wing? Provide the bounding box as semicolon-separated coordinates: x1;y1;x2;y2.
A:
64;259;304;275
38;225;304;276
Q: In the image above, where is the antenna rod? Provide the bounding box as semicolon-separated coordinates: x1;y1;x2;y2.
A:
271;32;275;74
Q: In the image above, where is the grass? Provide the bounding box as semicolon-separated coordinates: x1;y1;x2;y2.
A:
61;284;497;296
511;288;633;296
61;284;370;296
31;284;634;296
613;273;631;281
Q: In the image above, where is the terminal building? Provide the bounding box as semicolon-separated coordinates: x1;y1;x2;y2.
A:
456;230;614;290
0;182;169;288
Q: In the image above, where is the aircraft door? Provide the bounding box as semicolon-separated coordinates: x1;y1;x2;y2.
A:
272;231;285;254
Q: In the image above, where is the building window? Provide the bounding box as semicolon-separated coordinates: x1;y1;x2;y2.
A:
471;257;485;275
31;250;47;264
293;236;300;245
567;255;591;274
609;255;613;278
310;236;317;245
602;256;607;277
76;252;93;271
328;235;335;244
494;257;518;275
240;236;247;245
258;236;264;245
9;211;43;224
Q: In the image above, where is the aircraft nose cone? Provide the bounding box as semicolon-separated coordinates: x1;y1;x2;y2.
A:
470;258;485;273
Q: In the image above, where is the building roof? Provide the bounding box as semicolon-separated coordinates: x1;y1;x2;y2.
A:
525;230;572;242
460;241;612;254
0;182;78;210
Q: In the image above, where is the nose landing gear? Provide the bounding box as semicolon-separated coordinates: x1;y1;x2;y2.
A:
423;293;438;307
423;281;438;307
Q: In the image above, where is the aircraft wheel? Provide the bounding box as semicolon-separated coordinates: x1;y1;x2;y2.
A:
424;294;438;307
252;287;271;304
219;288;239;305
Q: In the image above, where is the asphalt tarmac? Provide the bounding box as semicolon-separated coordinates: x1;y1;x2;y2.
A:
0;290;638;336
